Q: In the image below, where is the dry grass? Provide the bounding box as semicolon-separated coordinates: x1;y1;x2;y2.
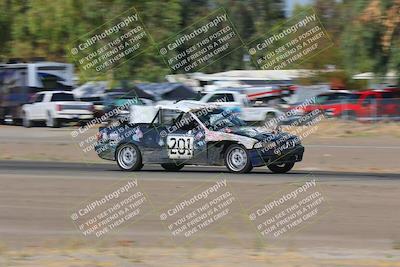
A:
298;119;400;138
1;246;400;267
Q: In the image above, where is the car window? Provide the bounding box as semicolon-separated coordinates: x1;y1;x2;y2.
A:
315;95;330;104
207;93;234;103
197;108;247;131
51;93;75;102
344;94;360;104
195;92;207;101
362;95;376;105
35;94;44;103
382;92;391;98
329;94;352;103
161;110;182;125
175;113;200;131
316;93;352;104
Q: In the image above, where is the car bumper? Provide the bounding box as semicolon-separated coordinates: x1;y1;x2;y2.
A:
249;145;304;167
55;114;93;121
95;142;116;161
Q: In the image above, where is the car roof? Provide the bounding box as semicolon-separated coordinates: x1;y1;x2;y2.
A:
156;102;210;112
318;91;351;96
210;90;241;94
37;91;73;94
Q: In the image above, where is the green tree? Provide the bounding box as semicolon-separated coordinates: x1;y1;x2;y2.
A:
341;0;400;78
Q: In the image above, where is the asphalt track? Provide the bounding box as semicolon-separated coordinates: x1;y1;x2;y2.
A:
0;160;399;251
0;160;398;181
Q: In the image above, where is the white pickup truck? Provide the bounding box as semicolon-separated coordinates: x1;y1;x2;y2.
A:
22;91;93;127
181;90;283;123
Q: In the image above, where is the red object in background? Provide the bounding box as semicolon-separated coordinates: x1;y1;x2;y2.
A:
291;89;400;119
325;89;400;118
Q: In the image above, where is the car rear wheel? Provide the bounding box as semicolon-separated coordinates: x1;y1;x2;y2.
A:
267;162;295;173
116;143;143;171
224;144;253;173
161;163;184;171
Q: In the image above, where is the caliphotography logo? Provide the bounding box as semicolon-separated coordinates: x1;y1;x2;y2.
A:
1;0;400;266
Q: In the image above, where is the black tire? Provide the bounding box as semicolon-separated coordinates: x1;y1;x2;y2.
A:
267;162;295;173
161;163;184;171
116;143;143;171
0;108;4;125
224;144;253;173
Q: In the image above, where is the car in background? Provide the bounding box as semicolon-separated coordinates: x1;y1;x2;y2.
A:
0;61;74;124
179;90;283;124
78;96;105;117
95;103;304;173
324;89;400;120
22;91;93;127
289;91;353;116
102;90;152;120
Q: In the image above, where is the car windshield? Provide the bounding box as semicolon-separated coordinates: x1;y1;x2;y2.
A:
106;93;144;105
315;93;359;104
315;95;330;104
195;108;247;131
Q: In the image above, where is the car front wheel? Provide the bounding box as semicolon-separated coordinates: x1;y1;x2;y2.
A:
116;143;143;171
267;162;295;173
224;144;253;173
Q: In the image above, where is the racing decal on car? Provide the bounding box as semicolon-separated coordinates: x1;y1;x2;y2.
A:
193;130;206;149
158;138;165;146
204;129;257;149
167;135;194;159
131;127;143;141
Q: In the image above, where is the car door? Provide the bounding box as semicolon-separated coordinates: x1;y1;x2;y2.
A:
136;110;165;163
359;94;377;118
29;93;45;120
160;110;193;163
206;93;240;107
161;111;207;165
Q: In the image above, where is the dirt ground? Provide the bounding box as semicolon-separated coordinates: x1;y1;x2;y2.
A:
0;170;399;266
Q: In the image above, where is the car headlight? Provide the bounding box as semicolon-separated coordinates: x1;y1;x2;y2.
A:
253;141;277;149
290;136;302;146
253;142;263;149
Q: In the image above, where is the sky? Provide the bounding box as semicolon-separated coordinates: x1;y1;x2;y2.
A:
285;0;313;16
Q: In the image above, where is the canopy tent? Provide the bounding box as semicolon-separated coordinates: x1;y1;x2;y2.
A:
137;83;197;101
107;86;156;100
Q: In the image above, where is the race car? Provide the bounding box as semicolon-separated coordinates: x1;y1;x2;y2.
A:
94;103;304;173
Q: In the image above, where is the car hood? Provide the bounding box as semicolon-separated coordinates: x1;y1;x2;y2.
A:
227;127;295;142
